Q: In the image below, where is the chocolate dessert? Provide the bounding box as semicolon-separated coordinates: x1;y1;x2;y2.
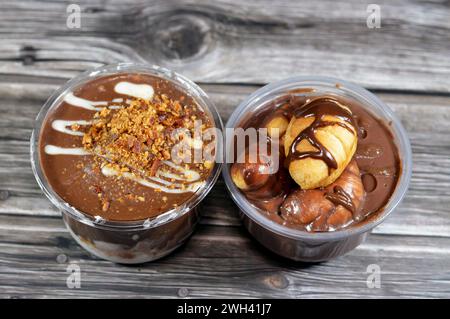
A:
39;73;215;222
32;66;221;263
230;93;400;232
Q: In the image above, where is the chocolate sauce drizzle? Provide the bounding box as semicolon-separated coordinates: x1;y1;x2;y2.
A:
325;185;356;215
287;97;356;170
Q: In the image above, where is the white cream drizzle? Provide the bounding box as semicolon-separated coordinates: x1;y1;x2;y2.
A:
157;170;198;182
114;81;154;100
51;119;92;136
101;165;203;194
63;92;108;111
63;84;149;112
161;160;201;180
108;105;124;110
44;145;90;156
45;81;205;193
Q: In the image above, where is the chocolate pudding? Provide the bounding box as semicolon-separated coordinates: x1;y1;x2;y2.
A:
230;92;400;232
32;65;221;263
39;73;215;222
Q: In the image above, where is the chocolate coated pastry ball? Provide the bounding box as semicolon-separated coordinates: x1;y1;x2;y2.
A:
280;189;334;225
244;169;292;214
230;154;273;191
230;91;401;232
280;160;365;231
284;97;358;190
326;159;365;212
231;143;292;213
263;112;290;138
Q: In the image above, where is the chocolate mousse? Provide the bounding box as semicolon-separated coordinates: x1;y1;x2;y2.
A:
39;73;216;222
230;93;400;232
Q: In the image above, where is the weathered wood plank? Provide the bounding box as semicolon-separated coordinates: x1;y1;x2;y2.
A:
0;0;449;92
0;81;449;237
0;0;449;299
0;214;449;298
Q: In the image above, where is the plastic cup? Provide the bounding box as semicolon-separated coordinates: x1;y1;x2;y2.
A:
31;63;223;264
223;76;412;262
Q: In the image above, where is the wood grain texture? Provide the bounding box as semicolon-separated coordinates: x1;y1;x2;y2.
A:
0;0;449;298
0;0;449;92
0;214;449;299
1;82;450;236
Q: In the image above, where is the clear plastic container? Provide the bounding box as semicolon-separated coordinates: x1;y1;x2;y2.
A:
31;63;223;264
223;76;412;262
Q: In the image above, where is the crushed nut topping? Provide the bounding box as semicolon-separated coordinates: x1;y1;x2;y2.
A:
82;94;211;177
79;93;214;212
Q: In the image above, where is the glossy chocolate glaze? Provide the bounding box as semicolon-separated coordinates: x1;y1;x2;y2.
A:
235;92;400;232
287;97;356;170
39;73;214;221
326;185;356;215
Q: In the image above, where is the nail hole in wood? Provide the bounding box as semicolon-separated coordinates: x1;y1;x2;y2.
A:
20;45;37;66
177;287;189;297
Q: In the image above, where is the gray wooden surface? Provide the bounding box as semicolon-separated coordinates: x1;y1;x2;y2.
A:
0;0;449;298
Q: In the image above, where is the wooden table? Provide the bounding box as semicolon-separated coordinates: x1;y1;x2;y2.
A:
0;0;449;298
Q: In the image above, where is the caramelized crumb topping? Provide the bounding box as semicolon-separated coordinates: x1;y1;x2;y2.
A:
82;94;208;176
78;93;214;213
